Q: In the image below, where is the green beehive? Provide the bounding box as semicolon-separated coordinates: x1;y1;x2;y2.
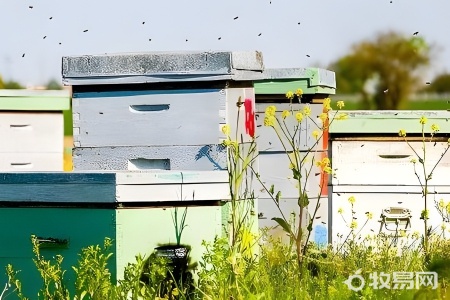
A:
0;170;229;298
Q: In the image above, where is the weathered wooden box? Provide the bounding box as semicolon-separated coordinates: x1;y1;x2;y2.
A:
0;90;70;171
62;51;264;171
0;170;231;297
253;68;336;244
328;110;450;243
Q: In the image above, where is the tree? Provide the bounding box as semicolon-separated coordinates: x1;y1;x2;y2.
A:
0;75;24;89
3;80;23;89
46;79;63;90
329;31;432;109
424;73;450;94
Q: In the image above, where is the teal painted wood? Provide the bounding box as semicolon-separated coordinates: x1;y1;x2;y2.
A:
254;68;336;95
0;90;70;111
329;110;450;134
73;89;225;147
0;207;116;299
0;173;116;203
62;51;264;85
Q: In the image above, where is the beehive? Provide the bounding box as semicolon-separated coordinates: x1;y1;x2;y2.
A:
0;89;70;171
62;51;264;171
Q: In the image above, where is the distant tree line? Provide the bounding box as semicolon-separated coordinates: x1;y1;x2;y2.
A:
0;76;63;90
329;31;450;109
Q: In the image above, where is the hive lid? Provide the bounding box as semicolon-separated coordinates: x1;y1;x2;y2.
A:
254;68;336;95
62;51;265;85
0;170;229;204
329;110;450;134
0;89;71;111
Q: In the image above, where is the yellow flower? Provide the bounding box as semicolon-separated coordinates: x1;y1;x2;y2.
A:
303;105;311;116
446;203;450;214
412;231;420;239
281;110;290;119
338;207;344;214
419;116;427;125
286;91;294;100
295;88;303;97
312;130;320;140
316;157;330;169
348;196;356;204
442;223;447;231
289;162;295;170
399;129;406;137
264;116;276;127
221;124;230;136
265;105;277;117
439;199;445;209
319;113;328;122
295;112;304;122
335;113;348;121
323;166;332;174
431;124;440;132
365;212;373;220
336;100;345;109
323;98;332;112
399;230;407;237
350;221;357;230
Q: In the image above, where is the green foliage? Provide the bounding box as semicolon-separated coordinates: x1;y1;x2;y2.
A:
30;235;71;300
330;31;432;110
72;238;114;300
424;73;450;94
46;79;63;90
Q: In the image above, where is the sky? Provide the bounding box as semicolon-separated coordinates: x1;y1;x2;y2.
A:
0;0;449;88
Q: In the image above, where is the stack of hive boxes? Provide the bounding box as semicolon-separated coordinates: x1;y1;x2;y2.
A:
253;68;336;244
0;89;70;171
328;111;450;243
62;51;264;278
0;51;265;297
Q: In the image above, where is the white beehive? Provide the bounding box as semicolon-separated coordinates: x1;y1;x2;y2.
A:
0;89;70;171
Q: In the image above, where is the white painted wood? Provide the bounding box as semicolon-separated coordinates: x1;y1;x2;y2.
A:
256;151;324;198
258;196;325;244
225;87;256;143
0;153;62;171
332;141;450;186
330;189;449;243
116;183;229;202
255;103;324;151
115;170;228;185
73;89;226;147
0;113;63;153
333;185;450;194
72;145;226;171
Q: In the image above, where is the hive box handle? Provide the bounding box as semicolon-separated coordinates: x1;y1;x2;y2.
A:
128;158;170;170
10;124;32;130
378;155;411;159
129;104;170;113
36;237;69;249
10;162;33;169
